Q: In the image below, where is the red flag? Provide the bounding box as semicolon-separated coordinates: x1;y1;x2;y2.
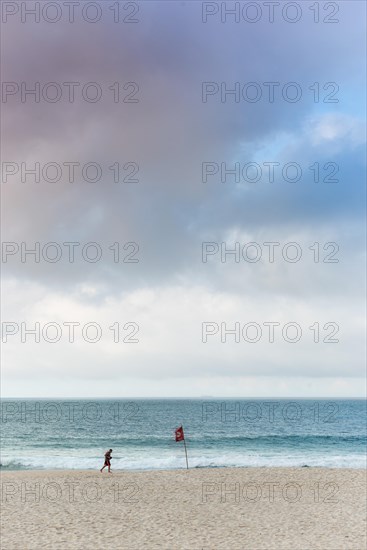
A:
175;426;184;442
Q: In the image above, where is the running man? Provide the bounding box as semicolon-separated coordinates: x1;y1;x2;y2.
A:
100;449;113;473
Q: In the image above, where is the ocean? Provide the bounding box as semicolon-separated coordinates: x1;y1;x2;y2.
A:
1;399;366;471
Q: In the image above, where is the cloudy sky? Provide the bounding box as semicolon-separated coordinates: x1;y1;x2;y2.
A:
1;1;366;397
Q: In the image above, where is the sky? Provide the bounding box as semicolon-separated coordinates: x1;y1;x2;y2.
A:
1;0;366;398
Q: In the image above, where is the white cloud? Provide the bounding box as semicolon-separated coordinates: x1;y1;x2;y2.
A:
307;113;366;149
2;278;365;397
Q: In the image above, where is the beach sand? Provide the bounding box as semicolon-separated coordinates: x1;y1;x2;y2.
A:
1;467;366;549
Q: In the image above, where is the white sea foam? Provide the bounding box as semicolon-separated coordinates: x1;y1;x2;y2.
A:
1;451;365;471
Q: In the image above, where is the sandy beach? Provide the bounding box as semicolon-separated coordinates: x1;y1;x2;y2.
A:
1;467;366;549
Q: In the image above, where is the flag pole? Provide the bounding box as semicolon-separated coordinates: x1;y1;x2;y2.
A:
183;436;189;470
175;425;189;469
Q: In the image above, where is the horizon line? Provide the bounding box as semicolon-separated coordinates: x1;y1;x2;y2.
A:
1;396;366;400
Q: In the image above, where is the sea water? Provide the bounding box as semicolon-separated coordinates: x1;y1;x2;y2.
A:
1;399;366;470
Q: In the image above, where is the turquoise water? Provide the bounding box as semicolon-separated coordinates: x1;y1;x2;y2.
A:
1;399;366;470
